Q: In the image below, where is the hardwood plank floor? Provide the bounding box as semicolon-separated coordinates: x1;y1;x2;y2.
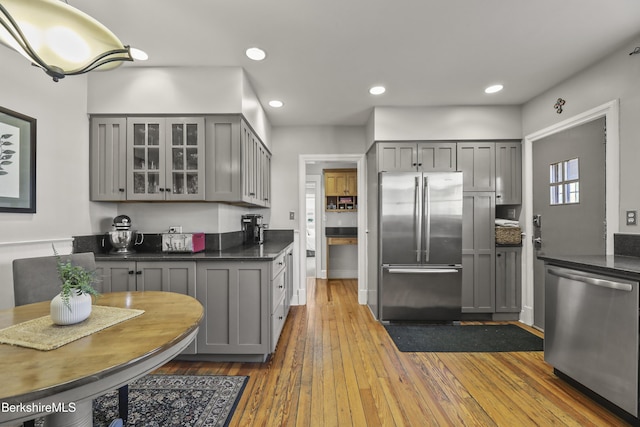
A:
157;278;632;426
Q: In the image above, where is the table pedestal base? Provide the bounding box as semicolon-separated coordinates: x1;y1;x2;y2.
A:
43;401;92;427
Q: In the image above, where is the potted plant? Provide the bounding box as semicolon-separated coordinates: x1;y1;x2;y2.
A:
50;247;100;325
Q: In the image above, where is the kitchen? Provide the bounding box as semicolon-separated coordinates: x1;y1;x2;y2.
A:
1;1;640;425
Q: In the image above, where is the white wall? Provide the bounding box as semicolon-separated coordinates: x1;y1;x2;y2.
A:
0;52;95;308
371;105;523;145
269;126;367;230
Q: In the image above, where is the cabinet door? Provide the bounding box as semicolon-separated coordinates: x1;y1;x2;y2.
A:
95;261;136;293
135;261;196;296
325;172;341;196
457;142;495;191
165;118;205;201
495;142;522;205
285;246;294;312
345;170;357;195
261;150;272;207
127;118;166;200
90;117;127;201
196;262;269;355
204;115;241;202
495;247;522;313
417;142;457;172
376;142;417;171
461;192;495;313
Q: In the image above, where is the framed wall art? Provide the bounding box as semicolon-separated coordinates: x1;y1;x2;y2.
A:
0;106;36;213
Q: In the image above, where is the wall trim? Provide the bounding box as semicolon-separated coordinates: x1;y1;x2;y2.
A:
521;99;620;326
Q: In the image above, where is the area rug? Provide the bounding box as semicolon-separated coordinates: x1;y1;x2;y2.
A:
35;374;248;427
384;324;543;352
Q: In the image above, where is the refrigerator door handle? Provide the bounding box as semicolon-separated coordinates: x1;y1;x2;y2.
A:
414;176;422;263
423;176;431;262
387;268;461;274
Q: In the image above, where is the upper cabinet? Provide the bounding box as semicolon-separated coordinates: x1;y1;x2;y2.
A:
377;142;456;172
456;142;495;191
90;117;127;201
90;114;269;207
127;117;205;201
325;168;357;211
495;142;522;205
205;115;271;208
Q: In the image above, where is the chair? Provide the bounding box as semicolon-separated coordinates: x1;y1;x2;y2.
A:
12;253;128;426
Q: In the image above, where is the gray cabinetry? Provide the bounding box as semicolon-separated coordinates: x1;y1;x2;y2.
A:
376;142;456;172
96;260;197;353
90;117;127;201
126;117;205;201
457;142;495;191
495;246;521;313
461;192;495;313
196;261;269;357
495;142;522;205
205;115;271;207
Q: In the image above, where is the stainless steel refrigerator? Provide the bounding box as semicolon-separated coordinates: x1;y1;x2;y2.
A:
379;171;463;321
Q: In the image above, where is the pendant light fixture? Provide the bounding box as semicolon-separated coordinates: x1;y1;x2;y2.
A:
0;0;143;82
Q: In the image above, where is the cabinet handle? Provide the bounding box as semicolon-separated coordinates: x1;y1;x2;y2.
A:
278;316;284;320
278;285;284;289
249;192;255;196
119;188;125;192
496;194;502;198
165;188;171;193
128;270;135;275
136;271;142;275
497;253;502;257
159;188;165;192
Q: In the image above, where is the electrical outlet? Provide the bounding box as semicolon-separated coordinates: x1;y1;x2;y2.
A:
169;226;182;233
626;211;637;226
289;211;295;220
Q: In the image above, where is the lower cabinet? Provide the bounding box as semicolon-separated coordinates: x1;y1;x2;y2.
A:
195;244;293;360
495;246;522;313
95;260;197;354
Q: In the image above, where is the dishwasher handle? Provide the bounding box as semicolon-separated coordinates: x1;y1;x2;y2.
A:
548;268;633;292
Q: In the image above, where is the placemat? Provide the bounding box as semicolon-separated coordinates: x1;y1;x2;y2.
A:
0;305;145;351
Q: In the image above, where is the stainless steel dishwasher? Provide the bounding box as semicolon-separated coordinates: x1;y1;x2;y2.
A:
545;265;639;417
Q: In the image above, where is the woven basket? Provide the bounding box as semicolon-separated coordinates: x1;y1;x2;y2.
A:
495;226;522;244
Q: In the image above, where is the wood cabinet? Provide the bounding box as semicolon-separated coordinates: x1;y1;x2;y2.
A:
456;142;495;191
461;192;496;313
325;168;357;211
127;117;205;201
495;142;522;205
95;260;197;353
495;246;522;313
205;115;271;207
90;117;127;201
377;141;456;172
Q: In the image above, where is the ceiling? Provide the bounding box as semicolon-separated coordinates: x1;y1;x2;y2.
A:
71;0;640;127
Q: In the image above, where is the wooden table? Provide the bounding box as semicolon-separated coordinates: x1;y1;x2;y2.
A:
326;236;357;279
0;291;203;427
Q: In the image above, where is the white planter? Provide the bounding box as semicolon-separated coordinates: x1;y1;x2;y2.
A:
50;291;93;325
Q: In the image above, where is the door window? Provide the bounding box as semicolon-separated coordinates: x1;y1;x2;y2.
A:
549;158;579;205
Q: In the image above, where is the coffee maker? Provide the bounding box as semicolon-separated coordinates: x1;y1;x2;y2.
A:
241;214;264;245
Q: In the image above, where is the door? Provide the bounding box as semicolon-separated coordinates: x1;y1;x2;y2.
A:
532;117;606;329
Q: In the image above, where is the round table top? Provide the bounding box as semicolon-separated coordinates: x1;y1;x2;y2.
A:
0;291;203;403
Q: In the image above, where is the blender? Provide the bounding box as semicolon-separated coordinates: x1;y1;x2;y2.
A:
107;215;143;254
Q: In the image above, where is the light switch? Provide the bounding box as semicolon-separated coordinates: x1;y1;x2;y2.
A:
289;211;295;220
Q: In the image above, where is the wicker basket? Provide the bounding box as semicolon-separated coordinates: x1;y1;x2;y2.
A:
495;226;522;244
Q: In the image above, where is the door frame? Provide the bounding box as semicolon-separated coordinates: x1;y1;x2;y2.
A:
305;175;323;277
521;99;620;326
298;154;367;305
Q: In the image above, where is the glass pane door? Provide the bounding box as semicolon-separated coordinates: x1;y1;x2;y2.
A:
127;119;165;199
167;120;202;198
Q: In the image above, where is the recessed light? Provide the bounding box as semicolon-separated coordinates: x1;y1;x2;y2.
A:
485;84;504;94
246;47;267;61
269;100;284;108
130;47;148;61
369;86;386;95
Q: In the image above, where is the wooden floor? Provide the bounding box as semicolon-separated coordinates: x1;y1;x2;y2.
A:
157;278;631;426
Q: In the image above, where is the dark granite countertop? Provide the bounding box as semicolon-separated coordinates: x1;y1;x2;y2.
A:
537;254;640;278
94;239;293;262
325;227;358;237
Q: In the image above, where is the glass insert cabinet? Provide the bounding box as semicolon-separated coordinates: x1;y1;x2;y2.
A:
127;117;205;201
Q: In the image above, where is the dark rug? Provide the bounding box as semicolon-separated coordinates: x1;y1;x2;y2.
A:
36;374;249;427
384;324;543;352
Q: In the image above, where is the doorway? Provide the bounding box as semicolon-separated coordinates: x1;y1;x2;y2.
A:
531;117;606;329
298;154;366;306
305;177;322;278
522;100;620;328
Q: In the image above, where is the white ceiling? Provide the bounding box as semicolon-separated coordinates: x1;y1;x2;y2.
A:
72;0;640;127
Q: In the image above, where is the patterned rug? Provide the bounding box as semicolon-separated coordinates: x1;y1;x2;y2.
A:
36;374;249;427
